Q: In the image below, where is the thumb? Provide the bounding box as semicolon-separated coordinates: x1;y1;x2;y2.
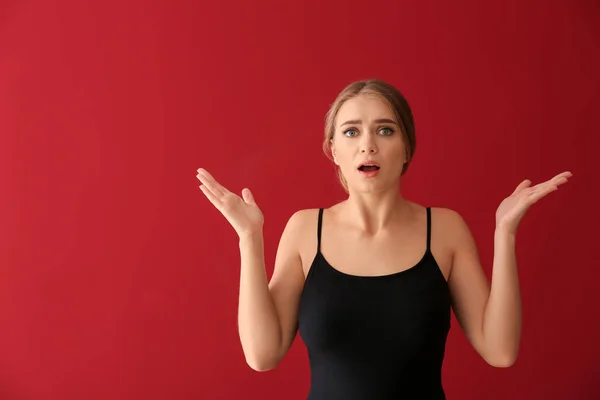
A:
512;179;531;195
241;188;256;205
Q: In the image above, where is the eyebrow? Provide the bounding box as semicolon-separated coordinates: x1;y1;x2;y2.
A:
340;118;398;127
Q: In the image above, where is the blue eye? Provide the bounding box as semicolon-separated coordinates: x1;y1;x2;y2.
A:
343;127;394;137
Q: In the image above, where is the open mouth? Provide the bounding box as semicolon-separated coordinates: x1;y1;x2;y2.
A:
357;164;380;172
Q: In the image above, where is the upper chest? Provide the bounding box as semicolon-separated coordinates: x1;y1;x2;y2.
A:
298;207;454;281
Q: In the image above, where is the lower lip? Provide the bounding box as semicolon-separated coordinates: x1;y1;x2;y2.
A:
358;169;380;178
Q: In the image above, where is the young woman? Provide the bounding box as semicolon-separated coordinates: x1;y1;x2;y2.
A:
197;79;572;399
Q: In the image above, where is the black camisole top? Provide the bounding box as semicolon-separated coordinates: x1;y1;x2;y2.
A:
297;207;451;399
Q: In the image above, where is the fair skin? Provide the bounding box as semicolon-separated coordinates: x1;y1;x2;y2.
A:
196;92;572;372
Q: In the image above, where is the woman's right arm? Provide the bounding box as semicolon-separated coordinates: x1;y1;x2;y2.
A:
238;211;306;371
196;168;306;372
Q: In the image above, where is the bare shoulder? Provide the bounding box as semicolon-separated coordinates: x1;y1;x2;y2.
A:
273;208;321;264
424;207;474;279
282;208;320;242
286;208;320;227
430;207;471;239
430;206;463;220
283;208;324;277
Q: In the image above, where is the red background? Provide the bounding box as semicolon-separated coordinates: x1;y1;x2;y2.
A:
1;0;598;399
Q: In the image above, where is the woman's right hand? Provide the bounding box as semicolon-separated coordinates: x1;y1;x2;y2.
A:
197;168;264;238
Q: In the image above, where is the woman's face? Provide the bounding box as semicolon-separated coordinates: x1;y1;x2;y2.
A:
330;93;407;193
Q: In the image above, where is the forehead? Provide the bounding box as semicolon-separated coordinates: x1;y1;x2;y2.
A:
336;93;396;125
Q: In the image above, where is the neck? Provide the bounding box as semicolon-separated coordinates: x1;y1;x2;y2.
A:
343;186;409;234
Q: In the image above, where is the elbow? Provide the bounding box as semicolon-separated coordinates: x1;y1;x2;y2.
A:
240;333;284;372
485;351;518;368
246;360;277;372
245;353;280;372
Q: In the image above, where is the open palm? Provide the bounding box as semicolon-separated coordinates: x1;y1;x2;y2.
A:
496;171;572;234
197;168;264;237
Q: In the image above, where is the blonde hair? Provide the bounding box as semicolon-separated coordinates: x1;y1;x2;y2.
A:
323;79;416;192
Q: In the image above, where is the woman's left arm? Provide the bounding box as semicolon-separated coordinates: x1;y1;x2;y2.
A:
446;171;572;368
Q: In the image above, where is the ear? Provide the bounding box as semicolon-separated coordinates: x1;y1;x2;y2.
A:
330;139;339;165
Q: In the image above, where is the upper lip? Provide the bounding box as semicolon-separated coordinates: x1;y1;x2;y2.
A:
357;160;380;169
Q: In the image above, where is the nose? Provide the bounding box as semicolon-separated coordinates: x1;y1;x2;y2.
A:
359;132;378;154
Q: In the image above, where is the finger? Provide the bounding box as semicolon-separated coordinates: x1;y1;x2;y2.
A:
531;174;570;194
200;184;223;208
531;174;568;192
545;171;572;186
197;169;228;197
553;171;572;180
512;179;532;195
553;173;571;186
554;177;569;186
197;173;224;197
528;184;558;203
242;188;256;205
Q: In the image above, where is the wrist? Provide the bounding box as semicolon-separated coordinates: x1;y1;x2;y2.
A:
238;229;264;245
494;226;516;241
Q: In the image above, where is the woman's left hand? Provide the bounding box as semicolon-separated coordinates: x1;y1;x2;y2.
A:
495;171;573;234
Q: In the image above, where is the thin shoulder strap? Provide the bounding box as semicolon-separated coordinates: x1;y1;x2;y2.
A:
317;208;324;253
426;207;432;252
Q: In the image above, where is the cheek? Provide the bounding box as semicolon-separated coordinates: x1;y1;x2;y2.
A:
332;143;353;165
382;146;407;170
337;155;353;169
